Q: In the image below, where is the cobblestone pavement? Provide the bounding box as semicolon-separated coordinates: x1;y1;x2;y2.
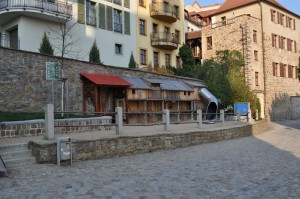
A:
1;120;300;199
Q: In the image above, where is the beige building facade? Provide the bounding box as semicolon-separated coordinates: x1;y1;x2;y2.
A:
199;0;300;119
136;0;185;69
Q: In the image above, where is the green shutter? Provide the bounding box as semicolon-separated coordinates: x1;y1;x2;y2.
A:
124;11;130;35
77;0;85;24
99;3;106;29
106;6;113;31
124;0;130;8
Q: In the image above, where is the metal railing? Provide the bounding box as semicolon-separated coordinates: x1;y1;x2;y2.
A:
211;17;235;29
150;32;179;46
86;15;96;26
0;34;19;50
150;2;178;18
114;23;122;33
0;0;72;16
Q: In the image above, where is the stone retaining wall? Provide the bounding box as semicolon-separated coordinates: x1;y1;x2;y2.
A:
29;120;269;164
0;117;111;138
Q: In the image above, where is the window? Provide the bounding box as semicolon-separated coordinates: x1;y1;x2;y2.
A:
163;1;168;13
273;62;279;76
282;37;286;50
139;0;145;7
139;19;146;35
140;49;147;65
113;0;122;5
254;50;258;61
284;64;287;77
153;23;158;33
253;30;257;43
270;9;276;22
115;44;122;55
176;56;181;68
207;36;212;50
279;63;285;77
165;54;171;67
272;34;277;48
114;9;122;33
153;51;159;67
221;16;226;25
281;14;285;26
255;72;259;86
86;0;96;26
132;89;136;94
164;27;169;34
174;5;179;19
288;65;294;78
175;30;180;44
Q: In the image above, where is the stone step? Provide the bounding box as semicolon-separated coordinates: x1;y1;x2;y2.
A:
0;149;32;161
4;157;36;169
0;143;28;153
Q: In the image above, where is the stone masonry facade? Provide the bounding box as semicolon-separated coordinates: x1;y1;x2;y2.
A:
201;2;300;120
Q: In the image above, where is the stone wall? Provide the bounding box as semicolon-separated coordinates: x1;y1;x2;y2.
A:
0;117;111;138
291;96;300;120
29;120;269;164
0;47;202;112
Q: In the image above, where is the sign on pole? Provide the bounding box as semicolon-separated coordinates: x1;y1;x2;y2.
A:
46;62;61;80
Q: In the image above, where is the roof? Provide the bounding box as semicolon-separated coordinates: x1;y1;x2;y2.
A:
120;76;152;90
144;79;193;91
198;9;217;17
213;0;292;16
184;80;206;88
185;30;202;40
80;72;132;87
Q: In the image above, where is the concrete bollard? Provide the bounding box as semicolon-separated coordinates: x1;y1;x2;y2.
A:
115;107;123;135
45;104;55;140
196;109;202;128
220;109;225;125
163;109;170;131
255;109;259;121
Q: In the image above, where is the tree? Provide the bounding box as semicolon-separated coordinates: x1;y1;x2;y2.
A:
298;56;300;80
128;52;136;68
170;44;195;77
39;32;54;56
89;40;101;64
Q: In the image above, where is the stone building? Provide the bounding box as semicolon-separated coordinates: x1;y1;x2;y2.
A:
186;0;300;120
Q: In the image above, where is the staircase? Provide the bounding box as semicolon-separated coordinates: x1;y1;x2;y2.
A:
0;143;36;171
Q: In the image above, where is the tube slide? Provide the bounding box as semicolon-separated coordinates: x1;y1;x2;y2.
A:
198;88;218;120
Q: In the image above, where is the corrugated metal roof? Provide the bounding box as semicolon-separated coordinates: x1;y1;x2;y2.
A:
120;76;152;89
80;72;132;87
184;80;206;87
144;78;193;91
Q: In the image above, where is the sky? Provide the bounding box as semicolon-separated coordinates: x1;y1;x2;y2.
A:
184;0;300;16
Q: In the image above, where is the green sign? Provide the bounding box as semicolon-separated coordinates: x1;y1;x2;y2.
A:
46;62;60;80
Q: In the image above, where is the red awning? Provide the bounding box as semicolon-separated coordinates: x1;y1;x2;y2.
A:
80;72;132;87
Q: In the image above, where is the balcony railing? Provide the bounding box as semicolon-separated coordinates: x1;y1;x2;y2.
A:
0;0;72;17
86;15;96;26
150;32;179;50
0;34;19;50
150;2;178;23
165;91;180;100
148;90;163;100
114;23;122;33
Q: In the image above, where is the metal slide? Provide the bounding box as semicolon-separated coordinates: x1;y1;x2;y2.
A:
198;88;218;120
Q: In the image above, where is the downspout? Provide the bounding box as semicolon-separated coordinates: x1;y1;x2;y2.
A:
258;0;267;119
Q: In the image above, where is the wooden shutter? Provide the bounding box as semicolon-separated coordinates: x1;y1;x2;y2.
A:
99;3;106;29
288;65;292;78
280;63;284;77
296;66;298;79
286;16;289;27
270;9;274;22
294;41;297;53
124;11;130;35
106;6;113;31
77;0;85;24
277;12;280;24
124;0;130;8
293;19;296;30
273;62;276;76
271;34;274;47
278;36;281;48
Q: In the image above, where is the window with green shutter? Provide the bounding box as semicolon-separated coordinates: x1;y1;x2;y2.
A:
77;0;85;24
99;3;106;29
124;0;130;8
106;6;113;31
124;11;130;35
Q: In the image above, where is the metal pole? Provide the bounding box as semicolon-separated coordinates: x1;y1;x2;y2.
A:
51;80;54;105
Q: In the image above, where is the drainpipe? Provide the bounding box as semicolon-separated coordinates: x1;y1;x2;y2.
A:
258;0;267;119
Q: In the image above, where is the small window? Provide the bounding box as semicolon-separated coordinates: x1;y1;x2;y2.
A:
153;23;158;33
174;5;179;19
139;0;145;7
140;49;147;65
253;30;257;43
184;91;186;95
165;54;171;67
132;89;136;94
139;19;146;35
207;36;212;50
188;92;191;96
254;50;258;61
221;16;226;25
176;56;181;68
115;44;122;55
153;51;159;67
255;72;259;86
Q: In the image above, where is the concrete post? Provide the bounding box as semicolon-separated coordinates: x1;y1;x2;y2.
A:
237;111;241;122
45;104;55;140
196;109;202;128
115;107;123;135
255;109;259;121
220;109;225;125
163;109;170;131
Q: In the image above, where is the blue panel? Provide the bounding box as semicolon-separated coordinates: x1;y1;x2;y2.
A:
234;103;249;115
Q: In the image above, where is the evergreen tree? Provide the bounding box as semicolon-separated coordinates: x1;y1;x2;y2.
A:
128;52;136;68
89;40;101;64
39;32;54;56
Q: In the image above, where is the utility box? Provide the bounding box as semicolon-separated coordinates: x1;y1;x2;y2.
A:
57;137;72;166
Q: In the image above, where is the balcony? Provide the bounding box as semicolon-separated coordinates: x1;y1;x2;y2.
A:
0;0;72;25
150;32;179;50
150;2;178;23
